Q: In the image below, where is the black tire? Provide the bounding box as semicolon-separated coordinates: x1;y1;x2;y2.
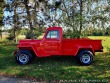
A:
15;50;33;65
77;50;93;66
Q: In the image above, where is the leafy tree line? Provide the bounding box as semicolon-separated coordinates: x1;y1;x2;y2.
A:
82;27;110;36
6;26;110;40
63;27;110;38
1;0;110;41
6;28;44;40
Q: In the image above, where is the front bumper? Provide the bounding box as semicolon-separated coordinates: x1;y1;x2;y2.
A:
13;50;18;55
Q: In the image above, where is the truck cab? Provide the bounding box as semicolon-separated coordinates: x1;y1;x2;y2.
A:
15;26;103;65
41;27;62;55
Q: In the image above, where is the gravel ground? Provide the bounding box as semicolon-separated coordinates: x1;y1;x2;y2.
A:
0;76;42;83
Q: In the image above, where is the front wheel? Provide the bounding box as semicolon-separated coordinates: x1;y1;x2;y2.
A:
77;50;94;66
15;50;33;65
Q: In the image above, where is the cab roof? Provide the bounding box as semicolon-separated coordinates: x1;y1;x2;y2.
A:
47;26;62;30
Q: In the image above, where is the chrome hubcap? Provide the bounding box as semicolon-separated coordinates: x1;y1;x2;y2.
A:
19;53;29;63
81;54;90;63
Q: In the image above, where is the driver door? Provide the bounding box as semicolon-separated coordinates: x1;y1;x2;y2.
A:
43;30;61;55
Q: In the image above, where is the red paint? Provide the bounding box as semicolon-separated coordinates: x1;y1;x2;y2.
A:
17;26;103;57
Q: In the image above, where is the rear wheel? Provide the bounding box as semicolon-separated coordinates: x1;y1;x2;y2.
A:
15;50;33;65
77;50;93;66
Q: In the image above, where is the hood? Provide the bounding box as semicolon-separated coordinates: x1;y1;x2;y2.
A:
19;39;42;43
18;39;42;47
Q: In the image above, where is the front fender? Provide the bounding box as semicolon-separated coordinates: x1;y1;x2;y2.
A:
17;45;39;57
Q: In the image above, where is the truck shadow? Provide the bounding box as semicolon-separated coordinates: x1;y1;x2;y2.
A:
32;56;79;66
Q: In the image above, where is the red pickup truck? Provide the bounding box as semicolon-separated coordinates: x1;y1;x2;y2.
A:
15;26;103;65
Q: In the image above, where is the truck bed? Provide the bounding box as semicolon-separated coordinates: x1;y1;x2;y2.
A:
62;38;102;56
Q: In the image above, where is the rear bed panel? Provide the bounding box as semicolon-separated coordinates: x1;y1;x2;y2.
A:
62;39;102;56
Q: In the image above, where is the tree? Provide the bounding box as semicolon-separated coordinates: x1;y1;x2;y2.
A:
23;0;34;39
10;0;47;39
12;0;19;42
0;0;5;40
90;0;110;34
54;0;85;38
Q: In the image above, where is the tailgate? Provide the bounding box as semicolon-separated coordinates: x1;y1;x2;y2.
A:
92;40;103;52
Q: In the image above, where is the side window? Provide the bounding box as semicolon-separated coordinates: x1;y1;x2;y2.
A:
46;30;59;39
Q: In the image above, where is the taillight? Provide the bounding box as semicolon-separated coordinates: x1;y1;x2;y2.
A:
102;46;103;49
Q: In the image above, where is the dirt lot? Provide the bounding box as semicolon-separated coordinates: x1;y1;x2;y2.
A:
0;76;41;83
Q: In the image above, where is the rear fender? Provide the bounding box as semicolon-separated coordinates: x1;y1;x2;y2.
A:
74;46;95;56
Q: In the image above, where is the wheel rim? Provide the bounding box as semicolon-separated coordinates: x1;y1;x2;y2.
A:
18;53;29;64
81;54;90;64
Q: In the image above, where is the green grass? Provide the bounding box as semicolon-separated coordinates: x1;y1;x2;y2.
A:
0;36;110;82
